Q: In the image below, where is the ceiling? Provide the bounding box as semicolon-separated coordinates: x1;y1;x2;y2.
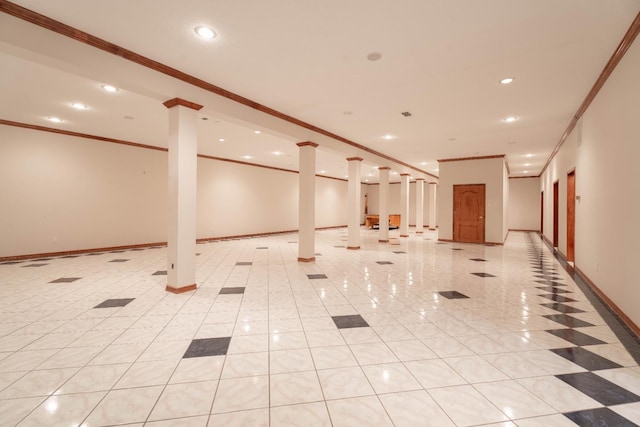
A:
1;0;638;183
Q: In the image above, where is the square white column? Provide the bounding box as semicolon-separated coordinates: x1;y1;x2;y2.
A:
399;173;410;237
378;167;390;242
429;182;438;230
297;142;317;262
347;157;362;250
415;178;425;234
163;98;202;293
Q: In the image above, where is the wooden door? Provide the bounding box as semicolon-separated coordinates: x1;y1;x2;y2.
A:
540;191;544;233
553;181;559;247
453;184;485;243
567;171;576;261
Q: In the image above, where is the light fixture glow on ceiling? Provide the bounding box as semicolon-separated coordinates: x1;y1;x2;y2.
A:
523;170;529;174
420;162;427;165
70;103;88;110
503;116;518;123
382;134;395;140
526;153;533;158
195;26;216;39
272;151;283;155
242;155;253;159
500;77;514;84
320;170;326;174
101;84;118;93
254;130;261;134
218;138;225;142
47;117;63;123
524;163;530;167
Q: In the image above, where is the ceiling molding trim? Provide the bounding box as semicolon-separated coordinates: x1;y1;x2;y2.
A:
296;141;319;148
540;10;640;176
346;157;363;162
438;154;505;163
0;1;437;179
0;118;168;152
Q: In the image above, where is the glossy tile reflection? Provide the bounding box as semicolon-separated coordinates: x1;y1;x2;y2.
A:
0;230;638;426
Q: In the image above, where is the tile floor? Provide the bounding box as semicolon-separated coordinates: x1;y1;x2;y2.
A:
0;229;639;426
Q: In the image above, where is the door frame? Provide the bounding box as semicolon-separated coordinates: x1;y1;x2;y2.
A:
553;180;559;247
567;170;576;262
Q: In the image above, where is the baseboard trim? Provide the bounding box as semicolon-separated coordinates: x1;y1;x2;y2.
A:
0;225;349;261
347;246;360;250
166;284;197;294
297;257;315;262
438;238;504;246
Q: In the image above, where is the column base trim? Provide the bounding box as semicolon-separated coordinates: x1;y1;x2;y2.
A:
415;231;424;234
347;246;361;250
298;257;316;262
428;228;436;231
400;234;409;238
378;240;389;243
166;284;197;294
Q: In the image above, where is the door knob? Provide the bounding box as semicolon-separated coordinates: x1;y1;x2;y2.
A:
478;216;483;219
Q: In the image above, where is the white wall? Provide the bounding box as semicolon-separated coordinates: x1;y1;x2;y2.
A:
540;34;640;327
437;156;507;243
508;177;541;231
0;125;350;257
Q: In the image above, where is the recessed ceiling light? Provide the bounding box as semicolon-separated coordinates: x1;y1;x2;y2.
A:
272;151;283;155
392;171;398;174
70;102;88;110
524;163;530;167
368;173;373;177
343;111;353;115
320;170;326;174
500;77;514;85
523;170;529;174
365;179;370;182
447;137;456;142
503;116;518;123
101;84;118;93
367;52;382;61
526;153;533;158
382;134;395;140
434;168;439;172
47;117;63;123
218;138;225;142
242;155;253;159
194;26;216;39
420;162;427;165
254;130;261;134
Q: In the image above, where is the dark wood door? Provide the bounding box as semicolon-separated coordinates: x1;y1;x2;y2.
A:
553;181;559;247
453;184;485;243
567;171;576;261
540;191;544;233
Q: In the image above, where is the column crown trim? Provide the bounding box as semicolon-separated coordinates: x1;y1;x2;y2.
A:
296;141;318;148
163;98;204;110
346;157;363;162
378;166;391;170
415;178;426;181
399;173;411;176
438;154;505;162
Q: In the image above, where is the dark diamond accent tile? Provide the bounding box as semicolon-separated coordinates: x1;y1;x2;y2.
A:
307;274;328;280
0;261;22;265
196;253;201;256
257;247;268;249
219;287;245;295
470;258;487;262
33;258;51;261
130;248;145;251
235;262;252;266
535;286;572;294
94;298;135;309
551;347;622;371
86;253;104;256
183;337;231;358
22;264;48;268
534;275;563;280
436;242;447;245
393;251;406;254
376;261;394;265
152;271;167;276
49;277;81;283
543;314;593;328
334;245;345;248
439;291;470;299
540;303;586;314
451;248;463;251
538;294;578;303
110;250;126;253
471;272;496;278
61;255;80;259
564;408;637;427
556;372;640;406
535;280;567;286
546;329;606;346
109;259;129;263
332;315;369;329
